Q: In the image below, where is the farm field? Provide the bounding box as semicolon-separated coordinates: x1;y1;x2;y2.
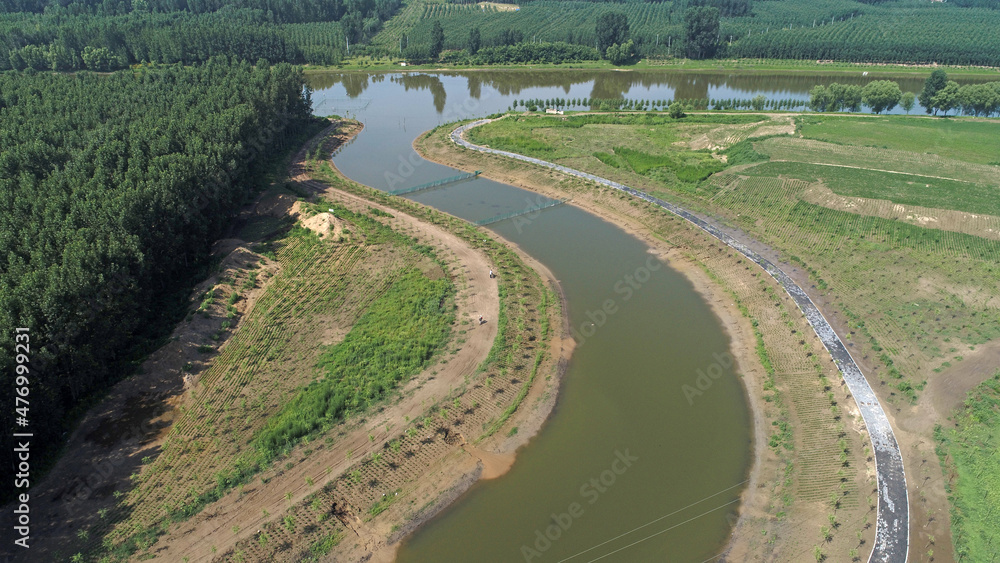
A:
370;0;1000;66
436;111;1000;561
797;116;1000;165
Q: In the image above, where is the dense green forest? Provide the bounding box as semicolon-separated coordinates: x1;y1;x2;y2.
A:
0;59;314;499
0;0;401;70
4;0;1000;67
376;0;1000;66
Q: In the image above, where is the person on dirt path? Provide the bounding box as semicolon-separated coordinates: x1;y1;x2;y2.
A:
479;315;484;325
489;269;494;279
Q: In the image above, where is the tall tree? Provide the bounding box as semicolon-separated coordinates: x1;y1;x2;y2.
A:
429;20;444;59
468;26;481;55
606;39;635;65
932;80;961;116
862;80;902;114
684;6;720;59
596;11;629;55
919;69;948;115
900;91;916;114
808;85;832;112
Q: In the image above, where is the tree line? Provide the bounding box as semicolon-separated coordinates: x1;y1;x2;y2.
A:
808;71;1000;116
0;59;315;500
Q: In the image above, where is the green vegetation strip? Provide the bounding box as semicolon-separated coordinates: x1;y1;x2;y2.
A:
935;372;1000;563
310;129;554;445
256;269;454;454
744;161;1000;218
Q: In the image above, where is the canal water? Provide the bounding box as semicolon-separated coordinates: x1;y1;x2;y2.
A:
304;69;939;562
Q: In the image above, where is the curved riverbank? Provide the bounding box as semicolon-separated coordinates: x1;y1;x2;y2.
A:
293;122;574;563
446;117;909;563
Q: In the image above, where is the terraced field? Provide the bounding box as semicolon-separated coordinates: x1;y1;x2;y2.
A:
68;202;447;561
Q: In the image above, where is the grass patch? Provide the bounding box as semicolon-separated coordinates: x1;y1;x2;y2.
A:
723;137;771;167
936;371;1000;562
744;161;1000;217
798;115;1000;165
615;146;676;175
488;135;554;153
593;151;623;169
255;269;454;455
310;532;342;555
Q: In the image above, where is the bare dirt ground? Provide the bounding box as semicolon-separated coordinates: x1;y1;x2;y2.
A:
415;125;877;562
477;1;519;10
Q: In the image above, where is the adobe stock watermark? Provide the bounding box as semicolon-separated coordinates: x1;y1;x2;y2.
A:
680;351;735;406
569;255;664;347
59;417;159;517
509;193;563;234
384;86;496;191
521;449;639;562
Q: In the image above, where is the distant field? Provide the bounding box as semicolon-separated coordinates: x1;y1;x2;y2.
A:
742;161;1000;217
384;0;678;52
373;0;1000;65
798;116;1000;165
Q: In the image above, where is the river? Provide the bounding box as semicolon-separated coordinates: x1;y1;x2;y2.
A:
304;69;932;563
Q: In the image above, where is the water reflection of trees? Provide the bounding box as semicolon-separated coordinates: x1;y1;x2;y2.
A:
306;70;965;103
391;74;447;113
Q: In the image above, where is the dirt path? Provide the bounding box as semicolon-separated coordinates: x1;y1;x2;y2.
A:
147;127;502;563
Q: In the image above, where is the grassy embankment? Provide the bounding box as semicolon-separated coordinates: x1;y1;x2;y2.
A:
421;113;878;561
457;111;1000;561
